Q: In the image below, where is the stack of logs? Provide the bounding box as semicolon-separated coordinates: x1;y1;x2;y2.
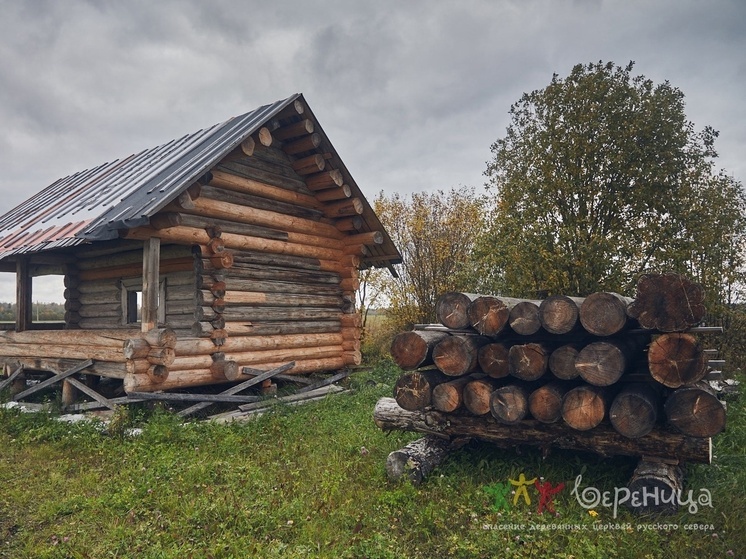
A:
378;273;726;481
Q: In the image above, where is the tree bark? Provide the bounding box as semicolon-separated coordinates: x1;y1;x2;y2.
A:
386;435;468;484
373;398;711;464
627;459;684;514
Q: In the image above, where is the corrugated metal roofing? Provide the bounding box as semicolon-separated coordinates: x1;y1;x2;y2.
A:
0;95;299;258
0;93;402;270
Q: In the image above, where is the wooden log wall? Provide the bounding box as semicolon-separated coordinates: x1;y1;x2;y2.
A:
117;104;376;392
383;273;725;465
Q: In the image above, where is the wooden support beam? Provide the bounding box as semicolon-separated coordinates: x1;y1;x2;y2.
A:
0;365;24;393
63;375;118;411
141;237;161;332
15;258;31;332
177;361;296;418
12;360;93;401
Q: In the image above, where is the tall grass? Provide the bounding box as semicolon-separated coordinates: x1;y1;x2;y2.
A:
0;361;744;558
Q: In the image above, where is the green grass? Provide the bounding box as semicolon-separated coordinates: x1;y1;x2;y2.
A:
1;361;745;558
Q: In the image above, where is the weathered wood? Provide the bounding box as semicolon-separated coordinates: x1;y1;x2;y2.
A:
335;216;363;232
580;292;635;336
178;361;296;417
490;384;530;424
240;136;256;156
436;292;481;330
273;119;314;141
390;330;449;370
15;258;31;331
143;328;177;348
123;338;150;359
463;377;502;416
0;343;127;362
386;436;467;485
561;385;606;431
63;375;118;411
176;332;345;356
431;374;476;413
467;296;515;336
528;381;569;424
129;391;262;404
200;183;325;221
539;295;584;335
0;329;138;346
283;133;321;155
124;356;347;393
627;460;684;514
291;154;325;175
314;185;351;202
223;320;341;336
627;273;707;332
575;338;645;386
223;291;343;308
648;333;707;388
221;278;342;297
394;370;449;410
305;169;344;190
374;398;711;463
477;342;511;379
664;382;726;437
0;366;24;393
609;383;659;438
432;335;488;376
548;344;581;380
198;306;343;322
12;360;93;401
508;301;542;336
508;343;549;381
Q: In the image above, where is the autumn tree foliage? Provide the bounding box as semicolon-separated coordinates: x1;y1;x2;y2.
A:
481;61;746;308
365;188;488;331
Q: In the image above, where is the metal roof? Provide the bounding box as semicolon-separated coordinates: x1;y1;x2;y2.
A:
0;95;298;258
0;93;402;270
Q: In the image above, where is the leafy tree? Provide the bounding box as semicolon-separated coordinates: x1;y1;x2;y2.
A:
482;60;746;305
365;188;487;330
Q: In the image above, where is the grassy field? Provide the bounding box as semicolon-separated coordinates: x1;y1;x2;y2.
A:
1;360;744;558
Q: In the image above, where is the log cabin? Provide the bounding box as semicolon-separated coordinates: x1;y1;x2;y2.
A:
0;94;401;396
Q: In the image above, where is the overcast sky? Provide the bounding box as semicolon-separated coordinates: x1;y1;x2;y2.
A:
0;0;744;302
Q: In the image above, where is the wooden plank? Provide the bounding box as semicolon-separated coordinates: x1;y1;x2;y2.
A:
12;360;93;401
62;375;118;411
67;396;147;411
142;237;161;332
178;361;296;417
0;366;24;393
295;369;350;394
128;392;262;404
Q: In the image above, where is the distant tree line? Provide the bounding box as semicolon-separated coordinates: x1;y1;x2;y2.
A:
0;302;65;322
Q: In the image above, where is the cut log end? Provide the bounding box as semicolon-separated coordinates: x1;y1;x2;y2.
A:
648;333;707;388
539;295;582;335
467;296;509;336
579;292;631;337
436;292;478;330
627;273;706;332
562;385;606;431
508;301;541;336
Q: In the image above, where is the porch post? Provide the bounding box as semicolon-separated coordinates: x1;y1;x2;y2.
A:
15;257;32;332
141;237;161;332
